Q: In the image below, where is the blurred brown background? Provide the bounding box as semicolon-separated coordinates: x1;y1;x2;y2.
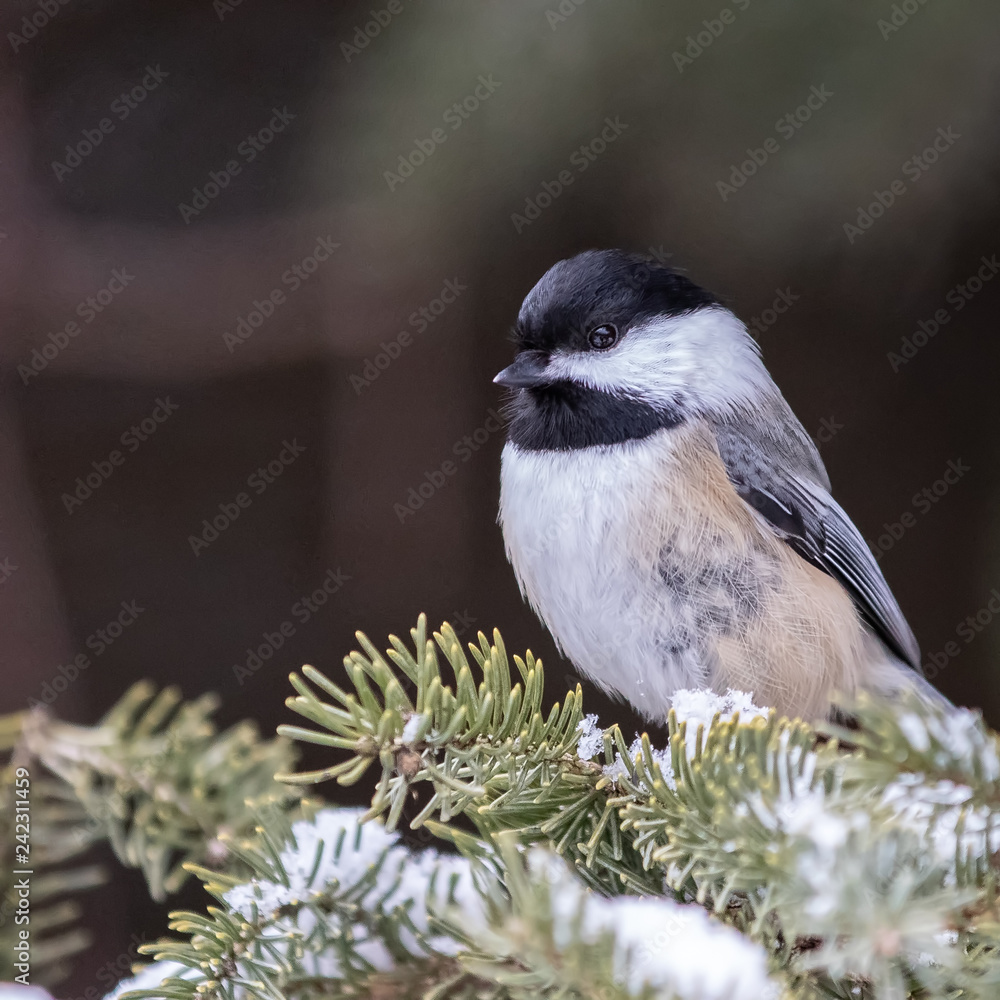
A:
1;0;999;993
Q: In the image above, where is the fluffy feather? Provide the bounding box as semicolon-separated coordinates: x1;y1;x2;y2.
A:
497;249;936;720
500;422;886;720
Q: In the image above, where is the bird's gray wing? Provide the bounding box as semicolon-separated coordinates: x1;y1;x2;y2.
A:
712;412;921;671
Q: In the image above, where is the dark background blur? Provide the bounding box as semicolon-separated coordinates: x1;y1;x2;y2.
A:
1;0;999;994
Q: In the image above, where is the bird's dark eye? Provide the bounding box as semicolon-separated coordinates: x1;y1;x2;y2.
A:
588;324;618;350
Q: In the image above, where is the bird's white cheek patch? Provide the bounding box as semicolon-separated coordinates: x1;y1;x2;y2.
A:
541;308;775;417
544;338;686;408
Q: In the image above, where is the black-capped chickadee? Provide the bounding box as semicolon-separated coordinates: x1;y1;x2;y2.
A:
495;249;938;721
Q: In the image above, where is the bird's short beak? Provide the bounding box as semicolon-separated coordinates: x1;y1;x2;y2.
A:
493;350;551;389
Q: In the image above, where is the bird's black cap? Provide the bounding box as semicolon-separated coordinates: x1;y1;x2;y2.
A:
514;249;718;353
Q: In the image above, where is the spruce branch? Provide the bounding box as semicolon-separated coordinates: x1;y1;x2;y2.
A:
446;833;780;1000
276;615;661;896
23;681;317;901
825;692;1000;891
0;711;106;987
270;617;1000;999
120;809;783;1000
121;808;505;1000
621;692;1000;998
9;615;990;1000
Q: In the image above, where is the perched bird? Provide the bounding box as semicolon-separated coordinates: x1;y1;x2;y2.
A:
496;249;937;721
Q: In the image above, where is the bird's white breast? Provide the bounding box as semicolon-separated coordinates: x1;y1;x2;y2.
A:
499;423;868;720
499;426;712;716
